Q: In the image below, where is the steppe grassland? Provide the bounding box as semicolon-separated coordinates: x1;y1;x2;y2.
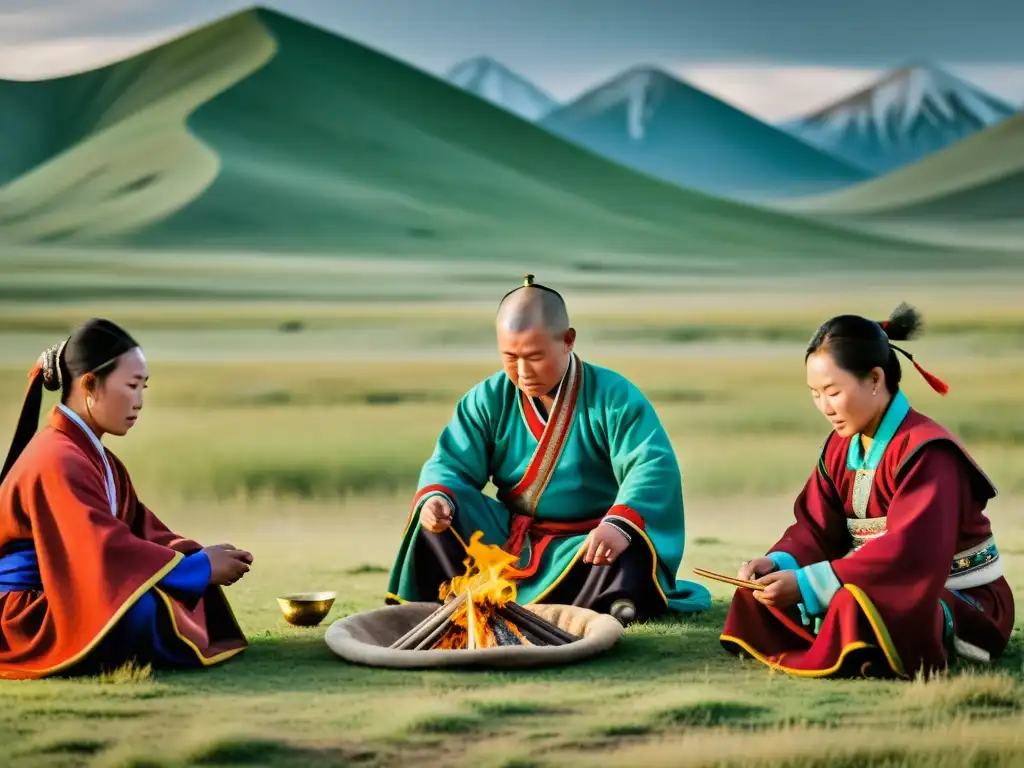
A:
0;274;1022;767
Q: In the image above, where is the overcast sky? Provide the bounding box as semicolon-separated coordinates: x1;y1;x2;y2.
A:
2;0;1022;120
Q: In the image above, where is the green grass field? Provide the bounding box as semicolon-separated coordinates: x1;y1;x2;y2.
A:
1;273;1022;767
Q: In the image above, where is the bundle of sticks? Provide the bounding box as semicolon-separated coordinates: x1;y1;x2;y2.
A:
389;592;580;651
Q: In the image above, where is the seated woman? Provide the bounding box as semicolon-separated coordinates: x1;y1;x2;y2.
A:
0;319;252;679
720;304;1014;679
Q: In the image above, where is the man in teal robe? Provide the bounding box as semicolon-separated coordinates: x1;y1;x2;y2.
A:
386;275;711;623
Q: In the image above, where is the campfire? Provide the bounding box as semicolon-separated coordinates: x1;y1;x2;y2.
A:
389;532;580;651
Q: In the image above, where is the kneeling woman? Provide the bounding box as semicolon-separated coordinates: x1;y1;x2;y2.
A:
721;304;1014;679
0;319;252;679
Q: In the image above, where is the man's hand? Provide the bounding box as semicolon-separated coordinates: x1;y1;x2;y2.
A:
753;570;801;609
203;543;253;587
582;523;630;566
738;556;777;582
419;496;454;533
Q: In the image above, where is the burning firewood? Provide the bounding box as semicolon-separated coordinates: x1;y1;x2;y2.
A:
388;592;469;650
391;532;581;651
498;602;579;645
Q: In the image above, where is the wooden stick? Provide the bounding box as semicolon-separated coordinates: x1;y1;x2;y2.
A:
466;590;478;650
390;592;468;649
412;617;457;651
499;612;565;647
516;628;546;647
497;605;572;646
691;567;766;592
491;615;526;647
389;605;445;650
502;602;579;643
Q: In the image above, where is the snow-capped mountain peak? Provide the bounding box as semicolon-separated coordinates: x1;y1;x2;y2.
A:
540;65;867;200
445;56;558;121
783;62;1018;171
551;66;680;141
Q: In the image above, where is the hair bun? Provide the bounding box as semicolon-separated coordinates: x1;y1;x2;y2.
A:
38;341;66;392
880;302;922;342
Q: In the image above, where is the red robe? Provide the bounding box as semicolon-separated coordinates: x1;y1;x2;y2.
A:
0;408;247;679
721;407;1014;679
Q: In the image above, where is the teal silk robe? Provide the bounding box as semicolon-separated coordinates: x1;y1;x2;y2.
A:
386;354;712;614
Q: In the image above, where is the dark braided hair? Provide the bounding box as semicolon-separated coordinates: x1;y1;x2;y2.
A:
805;302;948;396
1;319;139;483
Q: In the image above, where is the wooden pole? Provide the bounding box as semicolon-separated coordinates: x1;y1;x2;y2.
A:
500;602;579;644
389;592;468;650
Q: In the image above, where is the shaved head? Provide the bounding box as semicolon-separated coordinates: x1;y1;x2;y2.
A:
496;287;570;336
495;285;575;399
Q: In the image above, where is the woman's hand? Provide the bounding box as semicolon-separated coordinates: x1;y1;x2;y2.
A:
738;556;777;581
203;543;253;586
753;570;801;609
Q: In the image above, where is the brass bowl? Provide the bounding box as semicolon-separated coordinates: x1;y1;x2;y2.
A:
277;591;336;627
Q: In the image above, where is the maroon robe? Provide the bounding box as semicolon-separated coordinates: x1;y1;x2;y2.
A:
721;407;1014;679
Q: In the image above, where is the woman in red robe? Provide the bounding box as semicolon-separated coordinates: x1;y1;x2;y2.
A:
720;303;1014;679
0;319;253;679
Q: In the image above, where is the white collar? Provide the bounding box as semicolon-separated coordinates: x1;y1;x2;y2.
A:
57;404;117;517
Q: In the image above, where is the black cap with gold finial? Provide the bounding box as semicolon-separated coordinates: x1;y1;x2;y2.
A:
523;273;535;287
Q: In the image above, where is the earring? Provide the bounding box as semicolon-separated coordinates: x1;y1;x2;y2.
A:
872;389;877;396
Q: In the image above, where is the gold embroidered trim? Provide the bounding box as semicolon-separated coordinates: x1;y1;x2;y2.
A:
513;355;581;516
851;469;874;519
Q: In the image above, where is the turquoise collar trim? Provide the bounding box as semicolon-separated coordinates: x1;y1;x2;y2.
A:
846;390;910;471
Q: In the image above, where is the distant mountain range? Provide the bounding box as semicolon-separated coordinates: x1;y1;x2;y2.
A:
445;56;558;121
444;58;1020;194
538;66;868;200
778;63;1018;174
0;8;914;266
0;11;1016;263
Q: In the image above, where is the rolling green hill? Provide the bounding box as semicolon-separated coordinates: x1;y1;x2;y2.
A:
0;9;1007;269
775;115;1024;250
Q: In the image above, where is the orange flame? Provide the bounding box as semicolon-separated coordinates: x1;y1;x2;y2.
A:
433;531;529;650
439;530;519;606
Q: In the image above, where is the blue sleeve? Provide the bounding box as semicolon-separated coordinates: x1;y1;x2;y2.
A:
158;551;211;595
795;561;842;617
767;551;800;571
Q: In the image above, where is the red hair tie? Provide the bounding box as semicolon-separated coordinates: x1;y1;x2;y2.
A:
889;344;949;396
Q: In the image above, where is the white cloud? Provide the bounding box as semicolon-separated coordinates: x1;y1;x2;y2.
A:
667;63;1024;122
954;64;1024;104
669;64;882;122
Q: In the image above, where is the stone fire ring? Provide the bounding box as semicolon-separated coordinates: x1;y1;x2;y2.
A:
324;602;624;669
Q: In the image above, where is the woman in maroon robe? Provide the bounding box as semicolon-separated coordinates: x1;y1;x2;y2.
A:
0;319;253;679
720;303;1014;679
